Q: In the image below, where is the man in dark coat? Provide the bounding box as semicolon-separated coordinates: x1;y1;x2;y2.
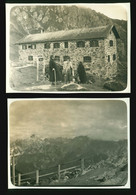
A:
77;61;87;84
48;55;62;85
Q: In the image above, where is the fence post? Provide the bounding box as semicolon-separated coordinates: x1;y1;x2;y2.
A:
18;173;21;186
81;158;85;173
43;62;45;75
53;68;56;87
58;164;61;182
36;170;39;185
12;155;15;185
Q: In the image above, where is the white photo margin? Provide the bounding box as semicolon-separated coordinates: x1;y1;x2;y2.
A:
6;3;131;93
8;98;130;189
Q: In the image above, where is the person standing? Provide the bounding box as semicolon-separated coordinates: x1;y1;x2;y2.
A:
56;62;63;82
63;58;74;83
48;55;57;85
77;61;87;84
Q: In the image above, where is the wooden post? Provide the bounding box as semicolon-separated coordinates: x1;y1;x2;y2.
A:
12;155;15;185
55;69;56;87
53;68;56;87
43;62;45;75
36;170;39;185
81;158;84;173
36;58;39;81
58;164;60;182
18;173;21;186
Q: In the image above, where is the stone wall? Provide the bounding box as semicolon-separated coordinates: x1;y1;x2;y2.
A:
18;32;118;79
103;30;118;79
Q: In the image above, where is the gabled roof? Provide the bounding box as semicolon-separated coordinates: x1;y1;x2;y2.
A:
15;25;120;45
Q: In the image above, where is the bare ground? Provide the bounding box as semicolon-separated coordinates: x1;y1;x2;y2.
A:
9;65;108;92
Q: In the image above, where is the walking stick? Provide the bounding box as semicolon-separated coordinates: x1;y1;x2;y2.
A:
52;68;56;87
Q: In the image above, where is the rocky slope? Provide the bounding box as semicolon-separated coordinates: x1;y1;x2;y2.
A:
10;135;128;186
10;5;127;62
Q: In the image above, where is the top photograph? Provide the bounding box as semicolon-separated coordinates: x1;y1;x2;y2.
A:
6;3;130;93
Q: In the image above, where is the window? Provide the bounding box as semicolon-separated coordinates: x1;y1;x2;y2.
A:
39;58;43;61
44;43;50;49
27;44;36;49
28;56;33;61
54;43;60;48
54;56;60;62
77;41;85;48
113;54;116;61
109;40;113;46
108;55;110;62
22;44;27;50
64;42;68;48
32;44;36;49
28;44;32;49
90;40;99;47
84;56;91;62
63;56;70;61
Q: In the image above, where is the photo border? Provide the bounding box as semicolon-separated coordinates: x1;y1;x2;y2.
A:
6;3;131;93
8;98;130;189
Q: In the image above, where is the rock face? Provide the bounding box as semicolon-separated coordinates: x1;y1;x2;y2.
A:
9;5;127;83
10;136;128;186
103;80;124;91
10;6;127;60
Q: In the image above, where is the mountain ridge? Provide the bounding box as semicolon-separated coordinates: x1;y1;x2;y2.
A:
9;5;127;62
10;135;127;174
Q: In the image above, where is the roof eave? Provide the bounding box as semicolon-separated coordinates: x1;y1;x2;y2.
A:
15;37;106;45
112;25;120;39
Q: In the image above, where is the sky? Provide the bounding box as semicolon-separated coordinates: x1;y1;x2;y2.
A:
80;4;128;21
9;100;127;141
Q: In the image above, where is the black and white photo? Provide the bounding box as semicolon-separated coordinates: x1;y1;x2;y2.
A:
6;3;130;92
8;98;130;188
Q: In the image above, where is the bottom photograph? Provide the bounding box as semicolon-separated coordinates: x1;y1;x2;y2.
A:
8;98;130;189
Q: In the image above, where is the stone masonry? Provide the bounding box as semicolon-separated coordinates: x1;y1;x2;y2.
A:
18;29;118;79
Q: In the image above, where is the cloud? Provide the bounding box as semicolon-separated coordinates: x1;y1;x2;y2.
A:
9;100;128;141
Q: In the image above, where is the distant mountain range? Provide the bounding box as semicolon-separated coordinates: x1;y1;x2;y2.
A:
10;135;127;175
10;5;127;62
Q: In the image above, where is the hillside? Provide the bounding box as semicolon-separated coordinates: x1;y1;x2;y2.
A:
10;5;127;62
10;135;128;186
9;5;128;90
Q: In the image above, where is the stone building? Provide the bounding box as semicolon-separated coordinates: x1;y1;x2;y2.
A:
15;25;120;79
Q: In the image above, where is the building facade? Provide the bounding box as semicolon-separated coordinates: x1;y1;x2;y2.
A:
16;25;120;79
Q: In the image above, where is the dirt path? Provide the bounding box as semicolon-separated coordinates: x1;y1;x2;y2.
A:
51;167;110;186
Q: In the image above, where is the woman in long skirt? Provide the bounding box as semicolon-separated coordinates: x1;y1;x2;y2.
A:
77;61;87;84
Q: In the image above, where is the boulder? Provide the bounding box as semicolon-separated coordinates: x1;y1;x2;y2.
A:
103;81;125;91
60;82;87;91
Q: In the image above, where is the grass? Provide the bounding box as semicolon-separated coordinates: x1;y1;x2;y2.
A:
9;64;108;92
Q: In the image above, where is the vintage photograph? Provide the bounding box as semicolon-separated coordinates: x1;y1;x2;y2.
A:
8;99;130;188
6;3;130;92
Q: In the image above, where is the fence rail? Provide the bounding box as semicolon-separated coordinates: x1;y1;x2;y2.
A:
39;171;56;178
21;171;36;176
12;158;85;186
60;165;80;173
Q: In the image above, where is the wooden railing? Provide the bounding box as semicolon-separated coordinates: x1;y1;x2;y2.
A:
12;158;85;186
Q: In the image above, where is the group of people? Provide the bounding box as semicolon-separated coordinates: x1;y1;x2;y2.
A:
47;55;87;85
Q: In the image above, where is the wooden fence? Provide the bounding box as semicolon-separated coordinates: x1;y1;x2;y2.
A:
12;158;85;186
